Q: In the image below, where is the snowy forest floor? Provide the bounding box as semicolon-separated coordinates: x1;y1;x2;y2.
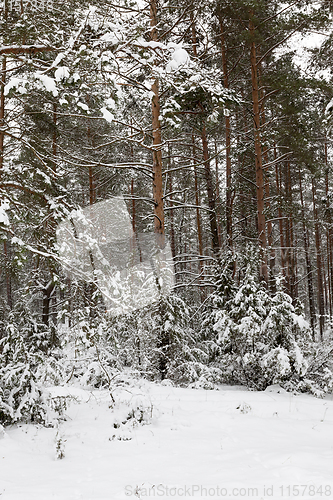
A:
1;381;333;500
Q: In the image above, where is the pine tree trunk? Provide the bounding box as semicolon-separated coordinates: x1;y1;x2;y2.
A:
0;57;5;172
249;17;268;281
52;103;57;169
201;123;220;254
130;118;136;235
42;102;58;325
87;105;96;206
3;241;12;309
89;167;95;206
325;138;333;318
0;56;12;308
285;161;297;299
42;280;55;326
257;55;275;289
190;10;219;255
312;177;325;340
150;0;164;244
192;135;203;273
150;0;167;380
219;20;233;249
299;171;316;339
168;168;176;260
274;153;286;281
215;141;222;247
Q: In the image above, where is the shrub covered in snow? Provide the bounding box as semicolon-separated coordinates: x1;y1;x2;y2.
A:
292;340;333;397
151;294;204;383
0;314;65;425
103;293;210;386
210;266;311;390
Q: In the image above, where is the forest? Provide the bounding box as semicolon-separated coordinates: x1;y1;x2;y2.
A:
1;0;333;426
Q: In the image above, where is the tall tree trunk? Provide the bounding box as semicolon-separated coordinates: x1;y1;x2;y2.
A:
167;142;176;260
168;173;176;260
299;171;316;339
0;56;5;172
3;241;12;309
285;161;297;300
86;102;96;206
131;178;136;234
201;123;220;254
0;57;12;309
190;9;219;255
42;105;58;326
192;135;204;274
42;280;55;326
274;152;286;281
312;177;325;340
130;118;136;235
249;16;268;282
258;55;275;289
89;167;96;206
218;19;233;249
324;135;333;318
52;103;57;168
150;0;164;244
215;141;222;247
150;0;167;380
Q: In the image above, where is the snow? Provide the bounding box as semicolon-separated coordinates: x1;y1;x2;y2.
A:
1;382;333;499
100;32;119;45
166;47;190;73
292;313;310;331
35;73;59;97
0;202;10;225
77;101;89;112
100;107;114;122
326;99;333;115
105;97;116;110
4;78;26;96
51;53;65;68
54;67;70;82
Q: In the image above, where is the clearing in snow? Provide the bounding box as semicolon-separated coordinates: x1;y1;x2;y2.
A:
0;382;333;499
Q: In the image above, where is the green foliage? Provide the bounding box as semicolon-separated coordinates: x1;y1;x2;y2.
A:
0;308;65;425
206;263;311;390
151;294;204;383
292;340;333;397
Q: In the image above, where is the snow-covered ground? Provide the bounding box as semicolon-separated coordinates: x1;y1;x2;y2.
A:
1;382;333;500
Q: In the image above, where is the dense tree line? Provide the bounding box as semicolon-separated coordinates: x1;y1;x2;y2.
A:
1;0;333;424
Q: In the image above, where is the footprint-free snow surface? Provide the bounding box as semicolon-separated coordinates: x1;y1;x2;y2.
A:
1;382;333;499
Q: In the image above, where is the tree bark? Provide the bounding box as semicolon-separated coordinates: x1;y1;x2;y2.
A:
150;0;165;244
249;16;268;282
274;152;286;281
190;9;219;255
201;122;220;254
219;19;233;250
258;54;275;289
312;177;325;340
42;280;55;326
0;56;11;308
285;161;297;299
324;136;333;318
299;171;316;339
0;45;54;55
214;142;222;247
168;173;176;260
192;135;203;272
0;57;5;172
